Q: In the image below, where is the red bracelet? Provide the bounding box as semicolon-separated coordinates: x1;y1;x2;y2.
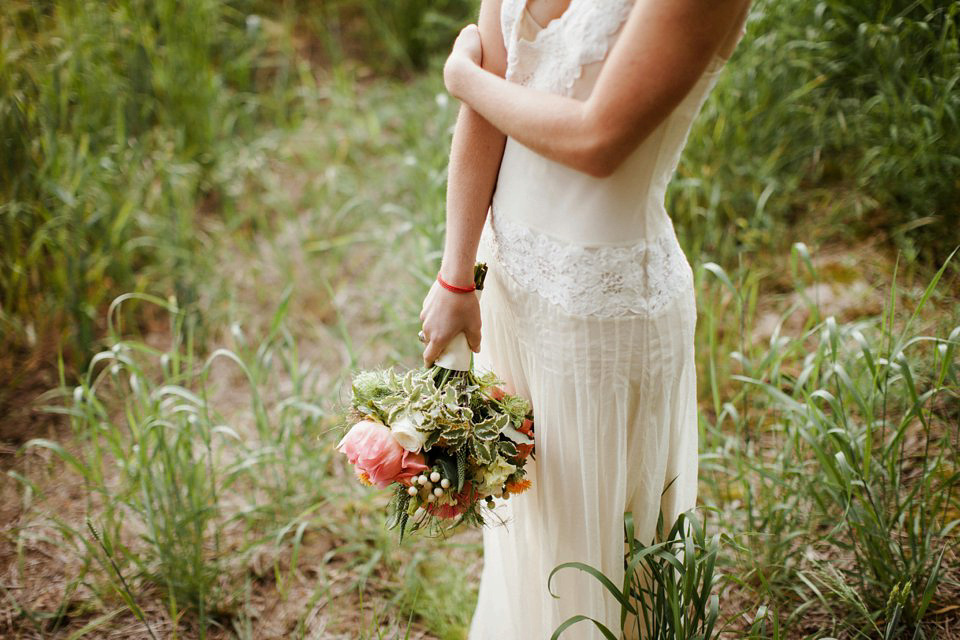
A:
437;272;476;294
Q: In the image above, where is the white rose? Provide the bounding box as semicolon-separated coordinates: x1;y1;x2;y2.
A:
390;415;427;453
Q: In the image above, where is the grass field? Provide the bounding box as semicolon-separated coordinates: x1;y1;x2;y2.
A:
1;0;959;638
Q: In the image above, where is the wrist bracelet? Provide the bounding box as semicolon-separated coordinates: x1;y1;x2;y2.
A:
437;272;476;294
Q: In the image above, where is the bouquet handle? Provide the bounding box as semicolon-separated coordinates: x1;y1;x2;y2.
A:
434;288;483;371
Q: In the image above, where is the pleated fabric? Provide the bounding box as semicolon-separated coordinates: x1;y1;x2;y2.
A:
467;227;699;640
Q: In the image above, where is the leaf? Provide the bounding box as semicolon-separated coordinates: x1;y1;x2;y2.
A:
502;423;533;445
498;440;519;459
443;386;459;406
456;447;467;491
440;424;470;449
353;404;376;418
438;457;458;486
23;439;91;480
423;430;443;451
473;416;501;441
550;615;620;640
548;561;637;616
472;439;497;465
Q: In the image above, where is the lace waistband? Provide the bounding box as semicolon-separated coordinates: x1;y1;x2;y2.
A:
483;212;694;318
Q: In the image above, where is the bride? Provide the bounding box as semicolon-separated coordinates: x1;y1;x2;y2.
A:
419;0;750;637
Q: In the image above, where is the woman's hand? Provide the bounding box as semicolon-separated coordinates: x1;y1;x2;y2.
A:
419;279;482;367
444;23;483;99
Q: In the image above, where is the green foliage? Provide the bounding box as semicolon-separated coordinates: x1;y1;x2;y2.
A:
0;0;472;370
0;0;286;365
672;0;960;264
283;0;474;74
696;252;959;638
553;252;958;639
26;292;333;633
352;0;475;72
549;509;725;640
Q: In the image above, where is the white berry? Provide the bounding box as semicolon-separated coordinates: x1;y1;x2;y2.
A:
427;494;436;503
407;485;418;497
430;471;441;483
440;478;450;489
417;475;428;486
433;487;443;497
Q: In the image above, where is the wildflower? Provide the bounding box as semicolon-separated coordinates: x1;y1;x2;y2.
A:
506;478;532;494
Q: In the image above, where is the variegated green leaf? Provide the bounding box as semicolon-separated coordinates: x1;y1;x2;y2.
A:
473;417;501;441
423;429;443;451
502;423;533;445
441;425;470;449
498;440;519;459
472;438;497;465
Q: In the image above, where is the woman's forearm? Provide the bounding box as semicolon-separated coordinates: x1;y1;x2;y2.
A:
444;0;751;178
439;101;507;287
445;57;598;176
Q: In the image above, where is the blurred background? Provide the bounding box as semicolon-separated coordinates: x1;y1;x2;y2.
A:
0;0;958;638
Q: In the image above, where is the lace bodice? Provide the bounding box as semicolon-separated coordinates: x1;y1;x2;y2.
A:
501;0;636;97
482;0;731;318
484;213;693;317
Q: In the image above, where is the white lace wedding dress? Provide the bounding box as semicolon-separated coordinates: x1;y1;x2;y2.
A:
468;0;741;638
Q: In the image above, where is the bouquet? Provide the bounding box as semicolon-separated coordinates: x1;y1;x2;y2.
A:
337;263;535;539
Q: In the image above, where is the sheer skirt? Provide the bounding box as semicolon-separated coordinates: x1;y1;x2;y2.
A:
468;227;699;640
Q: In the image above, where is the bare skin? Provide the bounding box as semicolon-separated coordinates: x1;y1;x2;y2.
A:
421;0;750;366
420;0;509;367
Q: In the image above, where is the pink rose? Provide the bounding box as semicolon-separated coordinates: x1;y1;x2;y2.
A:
337;420;428;488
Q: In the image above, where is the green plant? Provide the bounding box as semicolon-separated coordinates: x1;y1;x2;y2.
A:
671;0;960;265
23;291;332;634
549;509;725;640
694;248;959;637
739;254;959;635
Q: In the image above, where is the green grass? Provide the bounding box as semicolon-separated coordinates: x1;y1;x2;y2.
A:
14;287;478;637
0;0;470;374
541;252;959;639
672;0;960;264
698;255;959;638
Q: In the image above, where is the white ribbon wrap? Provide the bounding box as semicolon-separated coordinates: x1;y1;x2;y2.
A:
434;288;483;371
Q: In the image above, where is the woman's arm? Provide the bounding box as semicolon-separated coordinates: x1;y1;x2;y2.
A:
419;0;508;366
444;0;750;178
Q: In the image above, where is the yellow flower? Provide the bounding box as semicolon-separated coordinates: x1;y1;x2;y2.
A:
356;470;373;486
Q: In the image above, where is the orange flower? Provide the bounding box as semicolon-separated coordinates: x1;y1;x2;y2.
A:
490;386;506;401
506;478;532;494
518;418;533;436
513;418;535;461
